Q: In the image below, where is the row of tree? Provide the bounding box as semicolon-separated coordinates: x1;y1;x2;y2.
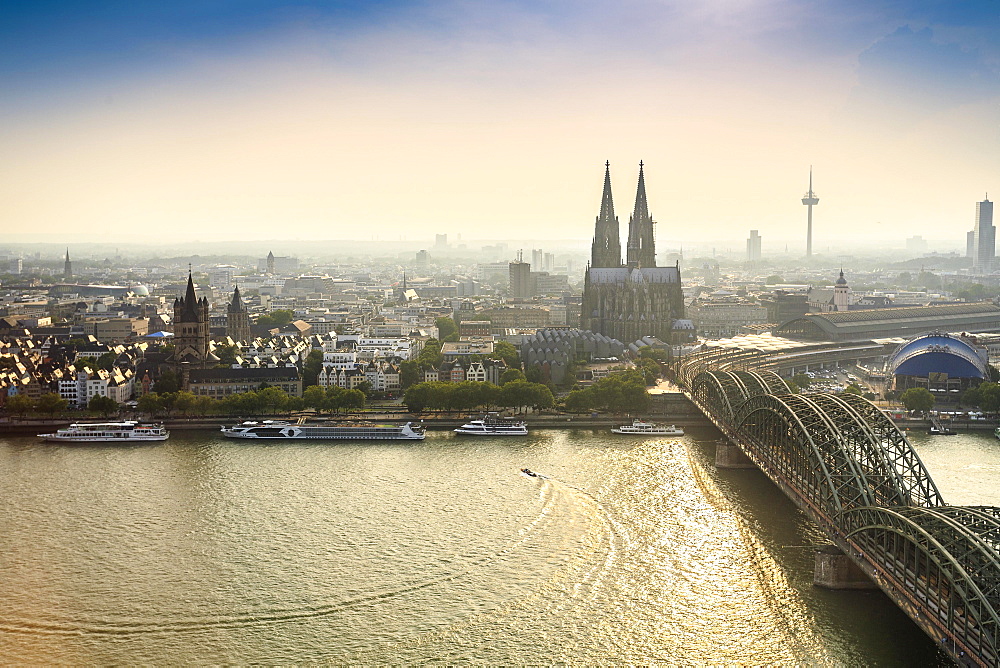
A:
562;371;651;414
403;380;554;412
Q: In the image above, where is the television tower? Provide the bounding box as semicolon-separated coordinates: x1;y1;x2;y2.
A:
801;167;819;258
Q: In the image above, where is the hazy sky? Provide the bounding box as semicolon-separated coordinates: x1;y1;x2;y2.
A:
1;1;997;250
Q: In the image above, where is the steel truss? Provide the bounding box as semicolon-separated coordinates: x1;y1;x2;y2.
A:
677;352;1000;665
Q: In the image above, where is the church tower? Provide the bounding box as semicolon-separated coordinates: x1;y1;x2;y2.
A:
590;162;622;268
266;251;275;274
169;271;217;375
833;269;851;312
63;248;72;280
226;283;251;343
626;161;656;268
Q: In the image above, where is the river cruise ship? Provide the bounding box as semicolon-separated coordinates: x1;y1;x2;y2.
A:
38;421;169;443
611;420;684;436
454;413;528;436
220;420;425;440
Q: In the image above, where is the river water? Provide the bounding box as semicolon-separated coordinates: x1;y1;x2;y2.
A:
1;425;995;664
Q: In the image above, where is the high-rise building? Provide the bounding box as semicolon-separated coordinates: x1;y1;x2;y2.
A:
226;284;251;343
63;248;72;280
582;161;685;344
971;197;995;274
906;236;928;255
532;249;543;269
435;234;448;248
746;230;762;264
509;254;532;299
801;167;819;258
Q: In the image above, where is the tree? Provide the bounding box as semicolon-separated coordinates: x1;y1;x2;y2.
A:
258;387;289;414
416;339;444;370
137;392;164;416
303;385;328;411
95;352;118;371
36;393;68;416
435;316;458;340
844;383;863;396
88;395;119;417
900;387;935;413
5;394;35;419
399;360;422;389
256;309;295;327
499;368;525;385
156;370;179;394
492;341;520;368
302;349;324;387
215;344;239;366
791;373;811;389
173;390;198;416
765;275;784;284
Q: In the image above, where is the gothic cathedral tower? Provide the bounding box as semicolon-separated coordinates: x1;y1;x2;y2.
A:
590;161;622;268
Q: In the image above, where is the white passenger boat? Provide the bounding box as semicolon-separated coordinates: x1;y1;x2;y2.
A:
38;421;169;443
454;413;528;436
220;420;425;440
611;420;684;436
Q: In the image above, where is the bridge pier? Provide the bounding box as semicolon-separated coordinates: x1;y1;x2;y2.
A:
814;545;877;590
715;439;756;469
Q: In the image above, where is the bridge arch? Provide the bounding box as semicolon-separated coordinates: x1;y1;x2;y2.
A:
844;505;1000;663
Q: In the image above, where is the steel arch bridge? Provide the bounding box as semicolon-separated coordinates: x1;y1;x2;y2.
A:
678;349;1000;666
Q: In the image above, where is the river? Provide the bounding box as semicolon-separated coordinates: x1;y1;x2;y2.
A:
1;426;994;664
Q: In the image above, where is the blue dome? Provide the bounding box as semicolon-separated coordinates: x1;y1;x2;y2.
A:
888;334;988;379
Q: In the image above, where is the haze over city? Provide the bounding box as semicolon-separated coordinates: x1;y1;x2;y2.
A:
2;1;997;247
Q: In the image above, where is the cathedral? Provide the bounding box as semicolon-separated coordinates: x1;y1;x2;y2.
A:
168;272;218;373
580;162;686;344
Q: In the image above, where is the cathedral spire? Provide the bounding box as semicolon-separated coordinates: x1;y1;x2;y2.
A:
590;161;622;268
626;161;656;268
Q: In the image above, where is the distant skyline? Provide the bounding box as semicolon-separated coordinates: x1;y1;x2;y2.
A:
1;1;997;246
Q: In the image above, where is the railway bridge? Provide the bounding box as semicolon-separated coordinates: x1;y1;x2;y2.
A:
677;348;1000;666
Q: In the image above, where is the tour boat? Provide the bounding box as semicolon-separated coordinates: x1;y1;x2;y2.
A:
220;420;425;440
611;420;684;436
38;421;169;443
454;413;528;436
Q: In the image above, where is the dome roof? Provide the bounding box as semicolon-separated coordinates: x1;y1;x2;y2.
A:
835;270;847;286
887;333;989;379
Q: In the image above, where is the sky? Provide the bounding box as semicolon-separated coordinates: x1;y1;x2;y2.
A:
1;1;998;251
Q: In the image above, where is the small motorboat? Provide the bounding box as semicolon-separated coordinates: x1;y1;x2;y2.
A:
521;468;541;478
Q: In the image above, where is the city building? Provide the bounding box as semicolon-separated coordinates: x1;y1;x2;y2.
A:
906;236;928;255
508;257;532;299
746;230;761;265
969;197;995;273
187;366;302;398
63;248;72;280
581;161;686;344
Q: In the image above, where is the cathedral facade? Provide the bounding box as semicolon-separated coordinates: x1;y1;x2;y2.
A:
580;162;685;344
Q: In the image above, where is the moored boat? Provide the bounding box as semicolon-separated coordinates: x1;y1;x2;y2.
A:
454;413;528;436
611;419;684;436
38;421;169;443
220;420;425;440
